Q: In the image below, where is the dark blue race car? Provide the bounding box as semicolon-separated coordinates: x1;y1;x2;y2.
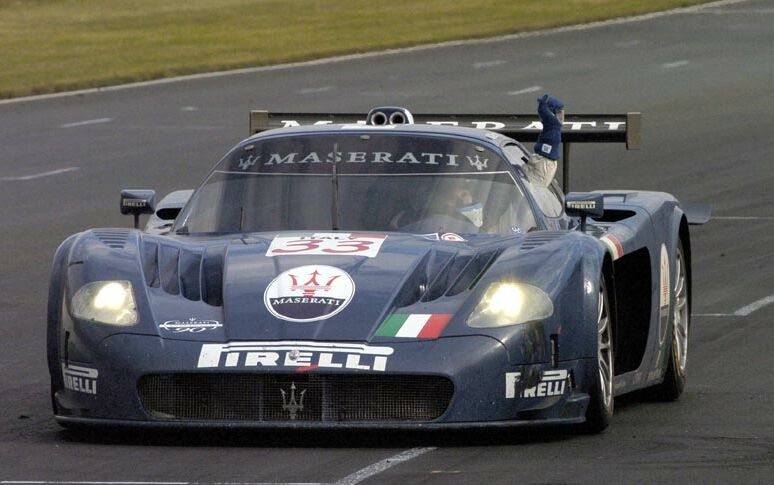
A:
48;107;701;433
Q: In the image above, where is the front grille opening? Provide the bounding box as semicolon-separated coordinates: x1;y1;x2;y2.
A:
138;373;453;422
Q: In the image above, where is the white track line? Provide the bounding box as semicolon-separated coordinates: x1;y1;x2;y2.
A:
333;447;436;485
508;86;542;96
59;118;112;128
0;167;79;181
0;0;751;106
733;295;774;317
473;60;506;69
297;86;333;95
713;216;774;220
1;448;435;485
693;295;774;318
661;60;690;69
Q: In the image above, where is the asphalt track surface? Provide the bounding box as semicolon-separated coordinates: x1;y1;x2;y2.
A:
1;0;773;482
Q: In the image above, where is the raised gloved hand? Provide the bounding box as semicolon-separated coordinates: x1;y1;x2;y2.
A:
533;94;564;161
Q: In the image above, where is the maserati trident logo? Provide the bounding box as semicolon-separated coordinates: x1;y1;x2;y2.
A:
238;154;260;170
281;382;305;420
264;265;355;322
466;155;488;171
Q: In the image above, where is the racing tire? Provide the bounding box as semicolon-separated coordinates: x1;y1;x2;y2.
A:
47;263;67;415
648;241;689;401
580;274;615;434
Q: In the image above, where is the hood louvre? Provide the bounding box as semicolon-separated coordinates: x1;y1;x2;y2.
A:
142;240;160;288
179;249;203;301
93;229;129;249
201;245;226;306
520;231;565;251
141;237;225;306
159;245;181;295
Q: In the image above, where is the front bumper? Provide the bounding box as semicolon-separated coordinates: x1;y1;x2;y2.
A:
54;333;596;428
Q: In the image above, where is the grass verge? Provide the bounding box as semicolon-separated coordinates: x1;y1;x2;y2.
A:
0;0;714;99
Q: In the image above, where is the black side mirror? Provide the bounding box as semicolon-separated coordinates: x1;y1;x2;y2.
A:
120;189;156;229
565;192;604;232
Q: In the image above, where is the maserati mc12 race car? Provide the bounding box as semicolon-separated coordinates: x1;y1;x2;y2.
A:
48;106;704;433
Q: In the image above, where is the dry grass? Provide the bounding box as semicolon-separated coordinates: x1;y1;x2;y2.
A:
0;0;712;98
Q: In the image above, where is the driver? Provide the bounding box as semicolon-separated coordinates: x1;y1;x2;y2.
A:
525;94;564;187
427;94;565;228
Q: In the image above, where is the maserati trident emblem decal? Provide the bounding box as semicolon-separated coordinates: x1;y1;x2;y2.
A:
264;265;356;322
466;155;488;171
238;154;260;170
281;381;305;420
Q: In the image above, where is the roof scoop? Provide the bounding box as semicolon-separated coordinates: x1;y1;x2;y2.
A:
366;106;414;126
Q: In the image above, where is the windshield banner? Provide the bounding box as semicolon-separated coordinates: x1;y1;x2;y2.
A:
225;135;505;174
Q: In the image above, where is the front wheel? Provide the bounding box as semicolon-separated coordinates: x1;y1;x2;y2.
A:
581;274;615;433
649;241;689;400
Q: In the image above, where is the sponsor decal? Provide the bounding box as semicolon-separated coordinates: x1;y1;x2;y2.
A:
375;314;452;339
441;233;466;242
264;265;355;322
159;317;222;333
505;370;569;399
278;119;627;131
659;244;671;343
281;382;305;420
256;150;463;167
566;200;598;210
659;244;670;311
600;234;624;260
62;364;98;395
197;341;394;371
419;233;467;242
267;233;386;258
121;198;147;208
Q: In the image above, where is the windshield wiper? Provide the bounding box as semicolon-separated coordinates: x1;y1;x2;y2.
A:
331;142;340;231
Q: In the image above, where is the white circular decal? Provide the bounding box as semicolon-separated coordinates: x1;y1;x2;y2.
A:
263;265;355;322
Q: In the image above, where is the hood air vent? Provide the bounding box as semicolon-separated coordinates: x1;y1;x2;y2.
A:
140;238;226;306
520;231;566;251
93;229;130;249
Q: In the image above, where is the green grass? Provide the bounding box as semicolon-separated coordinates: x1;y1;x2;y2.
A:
0;0;713;99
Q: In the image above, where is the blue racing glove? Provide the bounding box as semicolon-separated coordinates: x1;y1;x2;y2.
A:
533;94;564;161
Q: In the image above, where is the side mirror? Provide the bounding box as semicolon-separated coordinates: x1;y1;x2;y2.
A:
120;189;156;229
565;192;604;232
144;189;194;234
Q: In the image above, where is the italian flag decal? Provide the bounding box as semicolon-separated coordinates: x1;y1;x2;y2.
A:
375;314;452;339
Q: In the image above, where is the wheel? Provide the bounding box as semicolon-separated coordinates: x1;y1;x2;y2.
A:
581;274;615;433
649;241;689;400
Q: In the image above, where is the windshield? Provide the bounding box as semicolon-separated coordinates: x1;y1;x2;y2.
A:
175;133;537;236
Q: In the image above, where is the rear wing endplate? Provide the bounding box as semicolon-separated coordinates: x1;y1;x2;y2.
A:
249;110;641;192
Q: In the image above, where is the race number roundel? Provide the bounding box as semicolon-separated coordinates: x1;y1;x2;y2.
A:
263;265;355;323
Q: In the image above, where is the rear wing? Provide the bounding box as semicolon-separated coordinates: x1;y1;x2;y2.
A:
248;110;641;192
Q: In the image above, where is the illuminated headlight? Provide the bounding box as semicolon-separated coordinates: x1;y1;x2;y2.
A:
467;282;553;328
71;281;138;326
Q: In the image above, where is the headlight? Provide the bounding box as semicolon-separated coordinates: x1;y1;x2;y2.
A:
71;280;138;326
467;281;553;328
